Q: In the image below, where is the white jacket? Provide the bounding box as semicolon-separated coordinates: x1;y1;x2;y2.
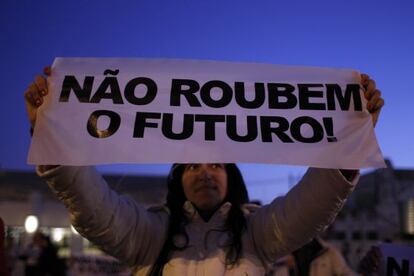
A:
39;167;358;275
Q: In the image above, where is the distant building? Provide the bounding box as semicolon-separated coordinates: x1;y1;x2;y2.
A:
327;160;414;268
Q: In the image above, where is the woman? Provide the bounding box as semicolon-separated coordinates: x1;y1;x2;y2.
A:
25;67;384;275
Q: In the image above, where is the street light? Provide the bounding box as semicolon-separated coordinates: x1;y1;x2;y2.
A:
52;228;64;242
24;215;38;233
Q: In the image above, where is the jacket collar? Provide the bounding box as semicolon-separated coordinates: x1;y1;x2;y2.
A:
183;201;232;225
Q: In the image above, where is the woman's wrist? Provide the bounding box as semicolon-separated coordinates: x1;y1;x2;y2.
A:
339;169;358;181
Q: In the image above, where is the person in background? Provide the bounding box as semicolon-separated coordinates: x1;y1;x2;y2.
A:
271;237;355;276
19;233;41;276
271;239;384;275
357;246;382;275
19;232;66;276
35;233;66;276
0;217;11;276
291;238;354;276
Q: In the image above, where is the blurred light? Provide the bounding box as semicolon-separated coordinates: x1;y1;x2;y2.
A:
70;225;79;235
407;199;414;234
52;228;64;242
24;215;38;233
401;198;414;235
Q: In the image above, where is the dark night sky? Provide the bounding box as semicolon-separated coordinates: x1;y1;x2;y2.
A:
1;0;413;202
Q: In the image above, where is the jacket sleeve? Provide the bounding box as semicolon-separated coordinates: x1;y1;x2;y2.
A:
247;168;358;263
38;166;168;268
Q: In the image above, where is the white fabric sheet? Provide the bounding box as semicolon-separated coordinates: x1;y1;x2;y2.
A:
28;58;385;168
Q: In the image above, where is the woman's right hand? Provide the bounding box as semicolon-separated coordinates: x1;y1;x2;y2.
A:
25;66;60;170
24;66;51;127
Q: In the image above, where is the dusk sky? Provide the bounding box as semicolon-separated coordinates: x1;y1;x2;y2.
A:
1;1;413;202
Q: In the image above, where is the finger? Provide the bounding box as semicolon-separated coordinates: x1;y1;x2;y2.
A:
34;75;48;95
24;90;36;106
367;90;382;110
367;79;376;93
25;83;43;106
360;73;369;87
364;83;378;100
43;66;52;76
371;98;384;112
25;90;42;107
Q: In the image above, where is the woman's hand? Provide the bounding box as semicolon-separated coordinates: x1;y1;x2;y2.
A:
24;66;51;127
24;66;59;170
361;74;384;127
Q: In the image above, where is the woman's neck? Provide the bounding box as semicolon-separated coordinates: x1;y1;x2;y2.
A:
195;205;220;222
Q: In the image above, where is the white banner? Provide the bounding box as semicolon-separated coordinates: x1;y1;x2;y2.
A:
28;58;385;168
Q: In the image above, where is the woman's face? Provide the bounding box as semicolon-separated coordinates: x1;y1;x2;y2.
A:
181;163;228;211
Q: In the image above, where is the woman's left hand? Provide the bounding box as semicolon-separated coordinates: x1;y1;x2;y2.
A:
361;74;385;127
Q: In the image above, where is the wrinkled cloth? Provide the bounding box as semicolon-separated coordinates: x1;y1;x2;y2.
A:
39;166;358;275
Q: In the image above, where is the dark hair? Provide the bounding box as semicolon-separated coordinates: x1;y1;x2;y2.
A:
149;163;249;275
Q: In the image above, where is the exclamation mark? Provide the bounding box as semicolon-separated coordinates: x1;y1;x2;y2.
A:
323;117;337;142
